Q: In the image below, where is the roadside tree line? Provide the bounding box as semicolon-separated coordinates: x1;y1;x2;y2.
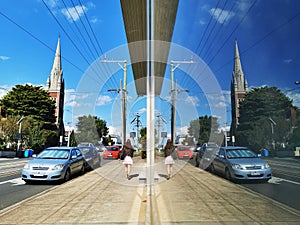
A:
0;84;110;153
187;86;300;152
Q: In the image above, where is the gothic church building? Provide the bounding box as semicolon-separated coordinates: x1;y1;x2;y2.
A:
46;37;65;137
230;41;248;138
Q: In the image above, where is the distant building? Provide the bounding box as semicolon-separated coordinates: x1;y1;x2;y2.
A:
230;41;248;138
46;37;65;136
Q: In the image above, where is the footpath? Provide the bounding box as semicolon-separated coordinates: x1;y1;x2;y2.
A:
0;156;300;224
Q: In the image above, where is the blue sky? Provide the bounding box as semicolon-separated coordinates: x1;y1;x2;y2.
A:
1;0;300;141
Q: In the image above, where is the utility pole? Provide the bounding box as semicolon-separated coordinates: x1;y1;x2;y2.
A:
155;112;167;147
130;113;142;148
101;58;127;146
170;60;194;144
16;117;25;153
269;117;277;151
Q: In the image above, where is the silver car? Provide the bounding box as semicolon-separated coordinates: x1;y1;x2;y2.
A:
22;147;85;183
210;146;272;182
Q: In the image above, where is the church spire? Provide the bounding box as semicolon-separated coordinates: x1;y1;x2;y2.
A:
230;40;248;138
232;40;248;92
47;37;62;91
52;36;61;72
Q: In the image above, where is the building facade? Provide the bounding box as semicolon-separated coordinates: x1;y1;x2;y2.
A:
230;41;248;138
46;37;65;136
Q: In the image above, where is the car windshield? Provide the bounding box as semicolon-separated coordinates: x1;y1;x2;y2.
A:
37;149;69;159
205;147;219;152
106;147;119;151
178;147;190;151
226;149;257;159
79;147;92;154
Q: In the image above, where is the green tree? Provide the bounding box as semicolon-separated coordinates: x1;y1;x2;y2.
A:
75;115;108;145
102;135;115;146
0;85;58;151
0;85;56;126
236;86;293;151
188;115;219;145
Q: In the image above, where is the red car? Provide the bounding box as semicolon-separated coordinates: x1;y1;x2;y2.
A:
103;146;121;159
176;146;194;159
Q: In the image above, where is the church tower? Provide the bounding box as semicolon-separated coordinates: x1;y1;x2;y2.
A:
230;41;248;138
46;37;65;136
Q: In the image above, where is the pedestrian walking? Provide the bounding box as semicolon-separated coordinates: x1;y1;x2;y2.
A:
122;139;134;179
164;139;175;179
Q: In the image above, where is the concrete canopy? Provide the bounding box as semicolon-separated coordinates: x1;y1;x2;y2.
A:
120;0;179;96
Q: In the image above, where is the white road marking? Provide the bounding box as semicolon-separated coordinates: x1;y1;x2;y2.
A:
0;177;25;186
269;176;300;186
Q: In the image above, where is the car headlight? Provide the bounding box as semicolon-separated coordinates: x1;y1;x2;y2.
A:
231;163;243;170
263;163;270;169
52;164;64;170
23;163;30;170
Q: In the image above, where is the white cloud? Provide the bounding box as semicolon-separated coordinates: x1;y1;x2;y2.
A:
284;59;293;64
185;96;200;106
0;86;11;98
199;19;206;26
96;95;113;106
285;89;300;108
44;0;56;8
176;126;189;135
236;0;252;13
210;8;235;24
0;56;10;60
61;5;87;22
90;17;98;24
137;108;147;115
108;125;121;136
68;101;80;107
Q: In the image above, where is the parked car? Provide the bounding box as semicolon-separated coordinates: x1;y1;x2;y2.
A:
78;142;95;148
176;146;194;159
78;146;101;170
195;144;219;170
22;147;85;183
103;146;121;159
210;146;272;182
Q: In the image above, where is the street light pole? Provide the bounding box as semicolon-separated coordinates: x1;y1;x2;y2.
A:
16;117;25;152
102;59;127;146
170;60;193;144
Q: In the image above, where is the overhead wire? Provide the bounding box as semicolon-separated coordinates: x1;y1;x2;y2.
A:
194;0;221;55
198;0;229;58
201;0;234;61
78;0;104;55
61;0;97;60
0;10;84;73
180;0;231;91
181;0;257;110
73;0;124;91
214;9;300;76
79;0;120;89
55;0;95;61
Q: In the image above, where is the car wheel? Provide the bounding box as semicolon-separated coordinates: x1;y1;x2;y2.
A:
195;157;199;167
80;164;85;175
24;180;33;185
97;157;101;167
64;169;71;182
210;163;216;174
225;168;232;181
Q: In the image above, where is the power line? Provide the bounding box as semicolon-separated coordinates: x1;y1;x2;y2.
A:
70;0;100;58
78;0;104;55
0;10;84;73
198;0;229;57
195;0;221;54
214;9;300;75
41;0;92;67
61;0;97;60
